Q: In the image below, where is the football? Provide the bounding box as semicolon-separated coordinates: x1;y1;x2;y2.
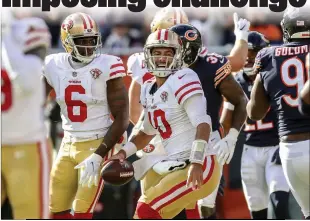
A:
101;159;134;186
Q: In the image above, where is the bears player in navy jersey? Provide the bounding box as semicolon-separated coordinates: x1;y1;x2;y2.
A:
247;7;310;219
299;52;310;116
221;31;290;219
170;24;248;218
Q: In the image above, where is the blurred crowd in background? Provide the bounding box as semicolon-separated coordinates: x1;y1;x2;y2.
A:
1;6;304;219
10;6;285;55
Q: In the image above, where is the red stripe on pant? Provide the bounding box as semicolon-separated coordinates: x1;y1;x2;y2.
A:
151;156;215;212
149;157;208;207
86;178;104;213
73;212;93;219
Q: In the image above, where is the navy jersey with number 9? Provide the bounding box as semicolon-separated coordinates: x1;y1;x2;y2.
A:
254;42;310;137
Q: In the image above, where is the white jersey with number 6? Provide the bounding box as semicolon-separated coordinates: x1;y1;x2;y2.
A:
43;53;126;142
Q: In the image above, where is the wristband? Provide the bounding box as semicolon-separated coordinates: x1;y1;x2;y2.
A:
223;101;235;111
228;128;239;139
236;31;249;42
122;142;137;159
189;139;208;165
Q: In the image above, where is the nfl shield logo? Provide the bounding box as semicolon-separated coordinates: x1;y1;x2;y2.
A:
90;68;102;79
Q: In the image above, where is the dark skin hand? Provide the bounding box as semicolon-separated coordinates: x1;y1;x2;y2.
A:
109;130;155;161
94;77;129;158
219;74;248;131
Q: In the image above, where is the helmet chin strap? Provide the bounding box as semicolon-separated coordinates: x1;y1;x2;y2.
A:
71;50;93;64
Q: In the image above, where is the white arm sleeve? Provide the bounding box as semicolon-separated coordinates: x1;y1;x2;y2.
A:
183;94;212;129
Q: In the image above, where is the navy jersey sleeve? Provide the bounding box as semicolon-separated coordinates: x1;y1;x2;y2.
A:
204;53;232;88
253;47;274;96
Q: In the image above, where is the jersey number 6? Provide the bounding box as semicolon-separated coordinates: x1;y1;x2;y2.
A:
65;85;87;122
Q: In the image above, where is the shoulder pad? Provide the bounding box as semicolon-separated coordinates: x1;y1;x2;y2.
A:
169;68;203;105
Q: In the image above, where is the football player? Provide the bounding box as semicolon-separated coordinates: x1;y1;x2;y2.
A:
43;13;129;219
221;31;290;219
1;15;53;219
127;8;249;219
128;10;249;125
299;53;310;116
128;8;203;219
246;7;310;219
169;23;248;218
111;29;220;219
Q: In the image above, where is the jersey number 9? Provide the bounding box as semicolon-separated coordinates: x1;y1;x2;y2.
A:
281;57;309;107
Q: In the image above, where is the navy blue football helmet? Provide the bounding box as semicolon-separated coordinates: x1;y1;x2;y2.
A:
244;31;269;75
248;31;270;52
281;6;310;43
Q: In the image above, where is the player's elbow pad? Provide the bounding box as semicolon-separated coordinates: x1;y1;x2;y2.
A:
298;97;310;116
184;94;212;129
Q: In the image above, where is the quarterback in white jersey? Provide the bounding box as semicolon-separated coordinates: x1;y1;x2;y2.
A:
1;16;52;219
127;10;250;220
43;13;129;219
111;29;220;219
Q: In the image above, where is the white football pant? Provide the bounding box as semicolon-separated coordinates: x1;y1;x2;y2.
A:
241;145;290;211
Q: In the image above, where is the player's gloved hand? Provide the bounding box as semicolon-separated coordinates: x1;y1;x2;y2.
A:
74;153;103;188
213;128;239;165
233;12;250;42
271;148;282;165
109;149;126;163
186;163;203;191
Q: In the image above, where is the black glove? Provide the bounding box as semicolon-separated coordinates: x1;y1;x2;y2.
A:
218;175;226;197
271;148;282;165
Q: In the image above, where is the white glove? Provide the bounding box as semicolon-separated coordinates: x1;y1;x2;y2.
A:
213;128;239;165
74;153;103;188
233;12;250;42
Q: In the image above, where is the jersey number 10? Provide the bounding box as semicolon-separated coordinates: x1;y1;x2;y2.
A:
148;109;172;139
